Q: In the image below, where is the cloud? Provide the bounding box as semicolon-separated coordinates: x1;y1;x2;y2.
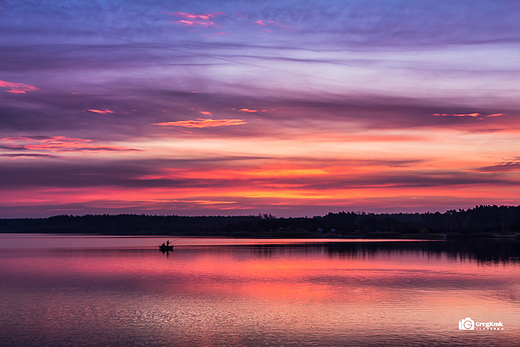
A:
87;109;114;114
169;12;224;27
475;162;520;173
253;19;290;30
0;156;518;192
288;172;516;190
0;153;58;158
170;199;237;205
155;119;247;128
433;113;480;117
430;112;508;124
0;80;40;94
5;0;520;51
267;20;290;29
0;151;519;218
2;0;520;217
0;136;137;153
1;78;515;140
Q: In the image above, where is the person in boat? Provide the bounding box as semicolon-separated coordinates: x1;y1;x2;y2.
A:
161;242;166;247
166;240;170;246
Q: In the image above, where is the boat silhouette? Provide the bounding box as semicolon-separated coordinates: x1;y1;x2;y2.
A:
159;240;174;251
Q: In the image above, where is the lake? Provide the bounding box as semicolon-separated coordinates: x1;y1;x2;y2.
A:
0;235;519;346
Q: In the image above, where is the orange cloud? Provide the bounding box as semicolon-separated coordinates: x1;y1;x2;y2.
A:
238;109;270;113
87;109;114;114
433;113;480;117
486;113;504;117
155;119;247;128
454;113;480;117
169;12;223;27
200;111;212;116
0;136;136;153
0;80;40;94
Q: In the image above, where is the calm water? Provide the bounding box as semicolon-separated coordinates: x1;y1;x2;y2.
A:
1;235;519;346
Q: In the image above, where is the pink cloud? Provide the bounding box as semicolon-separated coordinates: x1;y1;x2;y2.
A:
87;109;114;114
0;80;40;94
155;119;247;128
276;23;290;29
169;12;223;27
253;19;290;29
0;136;137;153
200;111;212;116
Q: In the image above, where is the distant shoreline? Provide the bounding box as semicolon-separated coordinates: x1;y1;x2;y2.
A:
2;230;518;241
2;205;520;239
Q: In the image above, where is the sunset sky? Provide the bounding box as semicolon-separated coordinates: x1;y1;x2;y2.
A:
2;0;520;217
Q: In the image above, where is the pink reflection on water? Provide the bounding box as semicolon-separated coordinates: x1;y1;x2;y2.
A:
1;235;519;346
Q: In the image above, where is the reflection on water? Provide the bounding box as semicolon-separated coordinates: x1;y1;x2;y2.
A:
0;235;519;346
245;240;520;265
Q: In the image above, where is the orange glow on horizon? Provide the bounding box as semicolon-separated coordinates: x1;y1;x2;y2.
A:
2;113;520;215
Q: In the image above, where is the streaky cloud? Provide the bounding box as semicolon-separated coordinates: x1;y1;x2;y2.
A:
475;162;520;173
0;80;40;94
0;136;138;153
155;119;247;128
87;109;114;114
239;108;264;113
0;153;58;158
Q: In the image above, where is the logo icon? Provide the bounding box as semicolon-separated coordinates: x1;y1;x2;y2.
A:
459;317;475;330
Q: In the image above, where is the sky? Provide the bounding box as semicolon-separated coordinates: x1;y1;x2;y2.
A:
1;0;520;218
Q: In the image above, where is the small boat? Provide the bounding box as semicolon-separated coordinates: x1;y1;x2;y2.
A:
159;245;173;251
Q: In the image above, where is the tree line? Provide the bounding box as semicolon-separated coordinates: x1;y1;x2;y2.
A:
1;205;520;237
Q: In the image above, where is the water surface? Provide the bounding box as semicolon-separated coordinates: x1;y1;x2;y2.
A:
1;235;519;346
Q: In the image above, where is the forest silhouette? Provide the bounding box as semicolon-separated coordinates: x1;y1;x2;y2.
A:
2;205;520;238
